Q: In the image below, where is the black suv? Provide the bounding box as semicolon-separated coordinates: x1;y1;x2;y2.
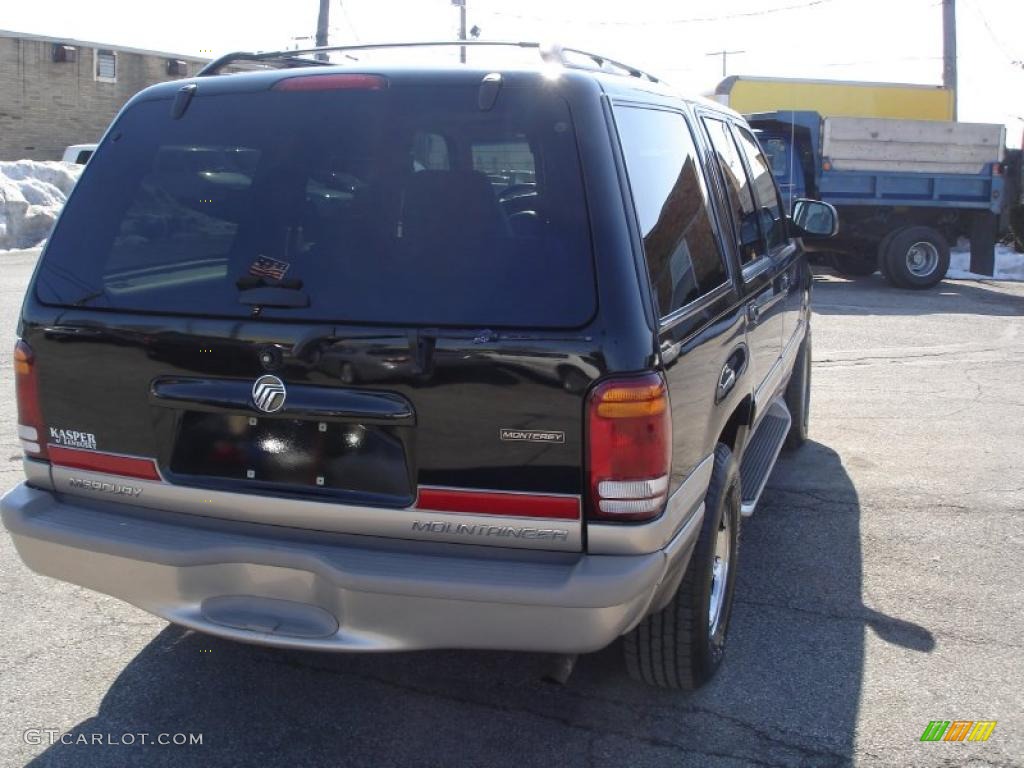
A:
2;42;836;689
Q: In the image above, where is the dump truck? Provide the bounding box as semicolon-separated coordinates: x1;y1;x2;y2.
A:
713;76;1011;288
745;110;1007;288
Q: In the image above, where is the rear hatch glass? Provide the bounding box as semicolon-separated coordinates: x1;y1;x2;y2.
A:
36;79;596;328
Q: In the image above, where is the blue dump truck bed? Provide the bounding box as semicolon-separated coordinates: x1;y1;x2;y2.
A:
817;168;1002;213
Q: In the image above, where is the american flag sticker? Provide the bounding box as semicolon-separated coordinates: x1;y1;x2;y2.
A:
248;256;290;281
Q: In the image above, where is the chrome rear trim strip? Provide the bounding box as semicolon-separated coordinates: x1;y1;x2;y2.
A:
49;467;582;552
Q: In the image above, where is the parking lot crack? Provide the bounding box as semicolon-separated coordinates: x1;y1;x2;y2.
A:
815;346;1009;367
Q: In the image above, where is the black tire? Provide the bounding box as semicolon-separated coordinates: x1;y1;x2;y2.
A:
624;443;741;690
829;252;877;277
784;327;811;450
877;229;903;284
883;226;950;289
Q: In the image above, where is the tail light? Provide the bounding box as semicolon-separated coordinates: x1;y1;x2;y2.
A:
586;373;671;522
14;340;48;460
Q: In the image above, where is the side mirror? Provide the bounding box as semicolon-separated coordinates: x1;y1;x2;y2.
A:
790;198;839;239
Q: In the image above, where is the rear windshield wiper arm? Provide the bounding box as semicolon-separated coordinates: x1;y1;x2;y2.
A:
73;289;106;306
236;275;304;291
237;276;309;308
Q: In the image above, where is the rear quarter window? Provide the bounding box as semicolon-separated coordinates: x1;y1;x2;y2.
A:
613;106;729;317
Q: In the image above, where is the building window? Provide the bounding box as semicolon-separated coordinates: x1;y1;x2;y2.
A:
52;44;77;63
94;49;117;82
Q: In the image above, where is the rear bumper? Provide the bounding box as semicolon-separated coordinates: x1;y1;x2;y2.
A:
1;483;702;654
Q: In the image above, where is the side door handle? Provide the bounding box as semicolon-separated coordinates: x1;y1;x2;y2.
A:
718;363;737;401
716;346;746;403
746;302;760;325
779;272;790;292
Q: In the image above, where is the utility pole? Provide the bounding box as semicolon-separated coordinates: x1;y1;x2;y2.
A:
706;49;745;79
316;0;330;61
452;0;467;63
942;0;957;120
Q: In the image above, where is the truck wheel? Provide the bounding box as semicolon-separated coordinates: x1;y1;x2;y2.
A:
784;327;811;450
877;229;903;284
883;226;950;289
623;443;740;690
829;253;877;277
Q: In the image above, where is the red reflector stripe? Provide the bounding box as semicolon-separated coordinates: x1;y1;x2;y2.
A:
49;446;161;481
272;74;387;92
416;488;580;520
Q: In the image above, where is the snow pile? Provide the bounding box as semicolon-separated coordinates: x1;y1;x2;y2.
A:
948;239;1024;281
0;160;83;250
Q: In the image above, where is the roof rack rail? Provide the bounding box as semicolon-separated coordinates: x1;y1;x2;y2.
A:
197;41;660;83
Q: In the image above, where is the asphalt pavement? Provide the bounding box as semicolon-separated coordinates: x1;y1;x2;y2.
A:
1;248;1022;767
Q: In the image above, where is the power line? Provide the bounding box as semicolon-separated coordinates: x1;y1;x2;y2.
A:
963;0;1019;66
339;1;361;43
488;0;842;27
819;55;943;67
706;49;745;77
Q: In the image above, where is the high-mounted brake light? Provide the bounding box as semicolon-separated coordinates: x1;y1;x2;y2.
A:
14;340;47;459
272;74;387;92
586;373;672;522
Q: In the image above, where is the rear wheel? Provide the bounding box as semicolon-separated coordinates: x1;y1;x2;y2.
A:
624;443;740;689
883;226;950;289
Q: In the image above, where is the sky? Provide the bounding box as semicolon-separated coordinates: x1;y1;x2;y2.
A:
4;0;1023;146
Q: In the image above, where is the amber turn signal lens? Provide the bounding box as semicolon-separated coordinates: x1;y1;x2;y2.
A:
13;340;33;376
594;381;668;418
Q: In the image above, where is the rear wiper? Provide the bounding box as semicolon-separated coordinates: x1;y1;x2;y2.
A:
236;275;309;308
236;275;304;290
72;289;105;306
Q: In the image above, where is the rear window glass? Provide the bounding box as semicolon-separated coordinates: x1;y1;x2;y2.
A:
37;84;595;328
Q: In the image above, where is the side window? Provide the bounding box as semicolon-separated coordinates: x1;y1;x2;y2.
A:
614;107;729;317
703;117;762;264
759;137;789;177
412;132;450;171
471;139;537;191
732;126;787;252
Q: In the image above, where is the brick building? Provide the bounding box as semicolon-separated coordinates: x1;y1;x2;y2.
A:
0;30;208;160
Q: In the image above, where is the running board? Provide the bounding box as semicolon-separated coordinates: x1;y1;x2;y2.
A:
739;399;792;517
